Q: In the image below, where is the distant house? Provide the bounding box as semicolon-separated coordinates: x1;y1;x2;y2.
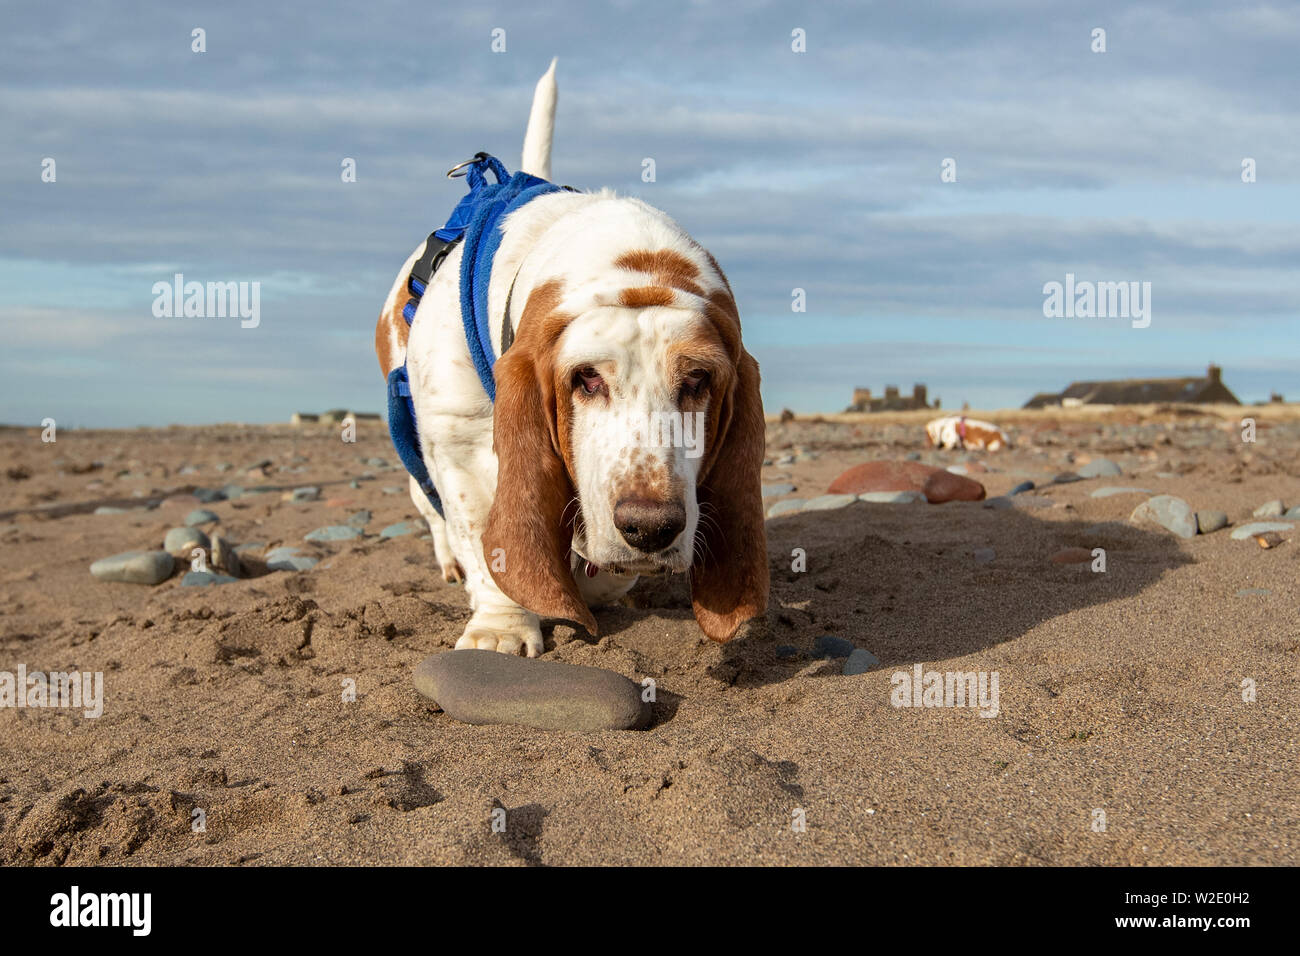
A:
848;383;934;413
1024;364;1240;408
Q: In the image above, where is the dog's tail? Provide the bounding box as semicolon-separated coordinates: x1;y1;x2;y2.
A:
520;58;557;180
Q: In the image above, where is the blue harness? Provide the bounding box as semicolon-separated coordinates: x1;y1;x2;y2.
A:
387;153;567;516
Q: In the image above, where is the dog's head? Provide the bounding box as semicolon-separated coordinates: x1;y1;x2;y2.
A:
482;232;767;642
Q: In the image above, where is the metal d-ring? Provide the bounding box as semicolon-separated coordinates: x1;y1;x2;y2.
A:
446;152;490;179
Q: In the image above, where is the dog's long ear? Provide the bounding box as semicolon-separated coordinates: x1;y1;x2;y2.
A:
482;281;597;634
690;292;768;642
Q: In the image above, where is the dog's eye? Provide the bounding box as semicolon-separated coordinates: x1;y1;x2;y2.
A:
681;369;709;397
574;366;606;396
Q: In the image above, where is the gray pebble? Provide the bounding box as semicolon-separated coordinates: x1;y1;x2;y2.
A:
1229;521;1294;540
347;509;373;529
90;550;175;585
843;648;881;675
1078;458;1122;478
1195;511;1229;534
185;509;219;527
305;525;363;543
164;526;210;558
93;506;128;515
813;635;854;658
761;483;796;498
413;649;649;732
983;496;1014;510
221;484;245;500
193;488;226;504
1130;495;1197;539
1009;481;1035;496
1253;499;1286;518
802;494;857;512
1235;588;1271;597
1286;505;1300;519
858;490;926;504
268;555;318;572
290;486;321;502
766;499;806;518
1090;486;1155;498
181;570;239;586
380;520;425;538
1053;472;1083;484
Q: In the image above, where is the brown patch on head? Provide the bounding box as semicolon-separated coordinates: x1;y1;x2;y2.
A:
614;249;705;296
618;285;677;308
482;279;597;634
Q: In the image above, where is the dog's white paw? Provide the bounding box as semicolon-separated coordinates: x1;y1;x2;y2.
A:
455;609;543;657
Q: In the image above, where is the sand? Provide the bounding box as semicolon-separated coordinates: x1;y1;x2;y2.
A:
1;405;1296;865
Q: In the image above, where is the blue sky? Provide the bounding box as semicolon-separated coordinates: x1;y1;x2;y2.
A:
1;0;1297;427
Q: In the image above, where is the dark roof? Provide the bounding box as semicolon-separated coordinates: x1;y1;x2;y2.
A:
1024;374;1240;407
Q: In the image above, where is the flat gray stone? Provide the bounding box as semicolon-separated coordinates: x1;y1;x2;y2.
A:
90;550;175;585
93;506;128;515
1130;495;1197;539
813;635;854;658
346;509;372;529
164;526;210;558
766;498;806;518
1090;486;1154;498
379;520;424;539
1009;495;1055;509
858;490;926;504
268;555;318;572
983;496;1014;510
304;525;362;543
181;570;239;586
1008;481;1035;496
290;486;320;502
1078;458;1122;478
1229;521;1294;541
1286;505;1300;519
1253;499;1286;518
1236;588;1272;597
1195;510;1229;534
185;509;219;527
802;494;857;512
414;649;649;732
843;648;881;675
761;483;795;498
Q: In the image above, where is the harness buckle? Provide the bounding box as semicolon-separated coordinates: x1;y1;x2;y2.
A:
446;152;490;179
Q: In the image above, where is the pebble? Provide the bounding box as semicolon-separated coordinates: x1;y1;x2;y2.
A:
93;506;128;515
1130;495;1197;539
1009;480;1035;496
1195;510;1229;534
181;571;239;586
164;526;210;558
221;484;245;500
193;488;226;504
858;490;926;504
268;554;318;571
766;499;806;518
413;649;649;732
1286;505;1300;519
983;496;1014;510
185;509;219;527
1053;472;1084;484
1090;486;1154;498
1050;547;1095;564
289;486;321;503
1253;499;1286;518
1229;521;1293;541
1255;532;1284;549
1236;588;1271;597
813;635;854;658
381;486;403;495
380;520;426;538
1008;495;1055;509
305;525;363;543
827;460;939;496
210;534;242;577
1078;458;1122;478
922;470;986;503
973;547;996;564
843;649;881;675
761;483;796;498
347;509;373;529
802;494;858;512
89;550;175;585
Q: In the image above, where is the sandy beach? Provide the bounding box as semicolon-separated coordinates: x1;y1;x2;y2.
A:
1;404;1296;865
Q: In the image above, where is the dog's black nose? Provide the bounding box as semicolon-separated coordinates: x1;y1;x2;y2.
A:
614;497;686;554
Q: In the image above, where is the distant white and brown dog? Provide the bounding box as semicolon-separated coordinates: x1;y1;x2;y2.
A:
375;63;767;657
925;414;1010;451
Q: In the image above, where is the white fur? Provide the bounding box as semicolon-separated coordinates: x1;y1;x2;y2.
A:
925;414;1010;451
383;63;731;656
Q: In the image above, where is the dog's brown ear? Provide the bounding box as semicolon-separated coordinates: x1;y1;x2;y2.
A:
690;339;769;643
482;282;597;634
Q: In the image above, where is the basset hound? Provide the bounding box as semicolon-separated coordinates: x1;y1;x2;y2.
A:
375;62;768;657
925;414;1010;451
